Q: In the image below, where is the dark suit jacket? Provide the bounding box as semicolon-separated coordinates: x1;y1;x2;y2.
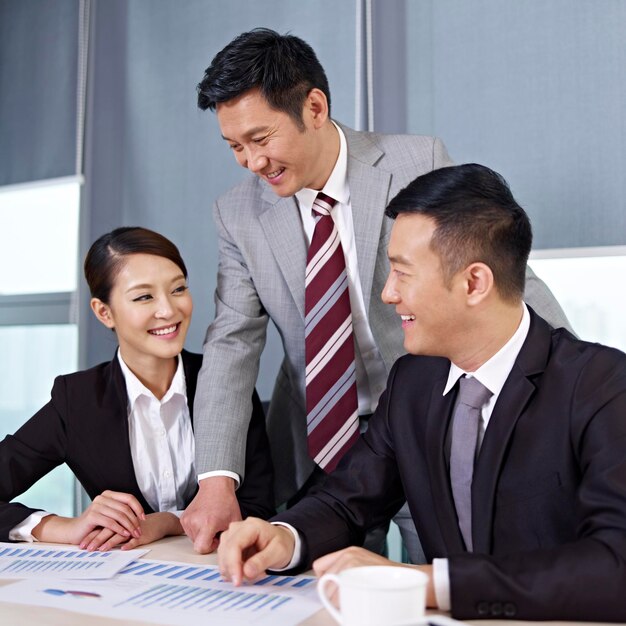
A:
0;350;274;540
276;310;626;621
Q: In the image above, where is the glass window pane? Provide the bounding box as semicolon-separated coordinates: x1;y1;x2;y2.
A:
0;178;80;295
529;249;626;352
0;324;78;517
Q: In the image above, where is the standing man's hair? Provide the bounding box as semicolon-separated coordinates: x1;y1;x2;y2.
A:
385;164;532;301
197;28;331;128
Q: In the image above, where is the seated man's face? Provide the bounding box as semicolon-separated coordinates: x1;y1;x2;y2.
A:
216;88;332;197
382;213;467;359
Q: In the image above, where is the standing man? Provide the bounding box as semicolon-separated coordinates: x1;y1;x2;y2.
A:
217;164;626;622
181;29;570;554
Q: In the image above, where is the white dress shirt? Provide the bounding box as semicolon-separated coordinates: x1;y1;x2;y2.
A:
120;352;197;514
9;352;197;541
295;122;388;415
275;305;531;595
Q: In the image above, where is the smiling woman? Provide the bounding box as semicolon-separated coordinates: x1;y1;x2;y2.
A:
0;227;274;550
89;252;193;396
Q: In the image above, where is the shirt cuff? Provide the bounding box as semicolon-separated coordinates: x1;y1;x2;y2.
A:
8;511;53;542
268;522;302;571
432;558;451;611
197;470;241;490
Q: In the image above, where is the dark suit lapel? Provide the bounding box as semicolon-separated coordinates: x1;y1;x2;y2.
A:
259;186;307;320
471;311;552;553
103;353;133;452
425;380;466;553
181;350;201;424
98;354;152;511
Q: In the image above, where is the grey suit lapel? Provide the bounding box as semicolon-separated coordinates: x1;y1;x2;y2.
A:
350;162;391;308
343;125;391;311
257;125;391;321
259;185;307;320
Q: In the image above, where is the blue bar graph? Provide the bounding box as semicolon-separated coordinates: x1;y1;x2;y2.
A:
0;541;141;580
115;582;295;614
120;559;315;591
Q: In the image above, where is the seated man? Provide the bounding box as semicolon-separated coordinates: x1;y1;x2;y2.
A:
217;164;626;622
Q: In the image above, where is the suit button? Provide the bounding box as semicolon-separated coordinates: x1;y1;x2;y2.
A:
504;602;517;617
476;602;489;616
490;602;503;616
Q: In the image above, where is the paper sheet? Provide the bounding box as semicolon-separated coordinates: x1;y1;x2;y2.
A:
0;542;148;580
0;558;321;625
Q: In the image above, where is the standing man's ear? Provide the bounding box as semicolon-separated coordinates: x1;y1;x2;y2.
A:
304;88;330;129
90;298;115;330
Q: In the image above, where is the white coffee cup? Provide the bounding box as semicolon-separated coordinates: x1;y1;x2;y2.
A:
317;565;428;626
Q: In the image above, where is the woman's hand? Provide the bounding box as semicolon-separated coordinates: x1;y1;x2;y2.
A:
32;490;145;545
79;512;183;551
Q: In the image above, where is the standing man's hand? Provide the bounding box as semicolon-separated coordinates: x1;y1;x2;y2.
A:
181;476;241;553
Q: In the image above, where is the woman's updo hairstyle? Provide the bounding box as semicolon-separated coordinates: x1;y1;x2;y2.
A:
84;227;188;304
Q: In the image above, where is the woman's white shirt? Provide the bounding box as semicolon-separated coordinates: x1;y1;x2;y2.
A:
119;352;196;514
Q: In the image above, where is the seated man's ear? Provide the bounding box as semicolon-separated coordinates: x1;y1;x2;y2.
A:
464;262;494;305
91;298;115;330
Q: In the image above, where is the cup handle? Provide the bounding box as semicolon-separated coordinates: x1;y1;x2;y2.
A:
317;573;343;624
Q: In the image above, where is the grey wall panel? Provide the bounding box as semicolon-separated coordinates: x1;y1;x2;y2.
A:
84;0;358;399
402;0;626;249
0;0;79;185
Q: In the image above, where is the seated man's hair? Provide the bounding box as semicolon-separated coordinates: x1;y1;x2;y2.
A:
385;163;532;301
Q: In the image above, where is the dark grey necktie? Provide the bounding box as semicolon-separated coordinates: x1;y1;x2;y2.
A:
450;376;493;551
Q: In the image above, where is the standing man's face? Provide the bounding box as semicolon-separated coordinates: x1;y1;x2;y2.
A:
216;88;336;197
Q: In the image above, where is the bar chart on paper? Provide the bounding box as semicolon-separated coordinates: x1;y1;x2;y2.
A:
0;543;146;580
0;558;322;625
116;559;318;614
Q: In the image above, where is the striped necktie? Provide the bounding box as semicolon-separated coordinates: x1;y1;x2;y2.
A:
305;192;359;472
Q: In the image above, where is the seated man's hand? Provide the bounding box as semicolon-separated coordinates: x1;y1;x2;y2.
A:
218;517;295;586
78;512;182;552
313;547;436;608
181;476;241;554
312;545;398;577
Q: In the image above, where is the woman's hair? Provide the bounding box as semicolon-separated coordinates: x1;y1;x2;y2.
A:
84;227;188;303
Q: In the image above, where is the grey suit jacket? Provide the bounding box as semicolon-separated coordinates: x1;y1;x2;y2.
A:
194;124;570;504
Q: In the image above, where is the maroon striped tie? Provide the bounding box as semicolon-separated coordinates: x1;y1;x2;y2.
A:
305;192;359;472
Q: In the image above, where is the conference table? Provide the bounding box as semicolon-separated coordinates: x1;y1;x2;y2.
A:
0;536;616;626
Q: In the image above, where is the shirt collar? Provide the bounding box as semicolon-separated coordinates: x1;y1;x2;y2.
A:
117;351;187;410
443;303;530;397
294;121;349;211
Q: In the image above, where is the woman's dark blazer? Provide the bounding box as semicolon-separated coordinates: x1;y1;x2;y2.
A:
0;349;275;541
